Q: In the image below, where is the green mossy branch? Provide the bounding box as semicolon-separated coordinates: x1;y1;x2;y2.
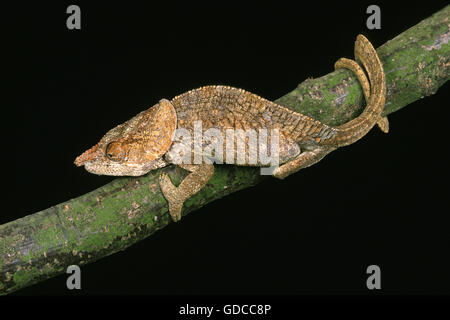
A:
1;5;449;294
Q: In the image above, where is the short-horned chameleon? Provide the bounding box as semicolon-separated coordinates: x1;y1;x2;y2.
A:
75;35;388;222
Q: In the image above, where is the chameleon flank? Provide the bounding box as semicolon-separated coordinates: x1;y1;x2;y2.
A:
75;35;387;222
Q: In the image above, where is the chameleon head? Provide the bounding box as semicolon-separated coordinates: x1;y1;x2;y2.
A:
74;99;177;176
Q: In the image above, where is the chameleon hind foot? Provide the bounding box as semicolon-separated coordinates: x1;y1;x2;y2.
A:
159;163;214;222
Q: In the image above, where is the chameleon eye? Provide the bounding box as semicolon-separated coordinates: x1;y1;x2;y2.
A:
105;141;125;162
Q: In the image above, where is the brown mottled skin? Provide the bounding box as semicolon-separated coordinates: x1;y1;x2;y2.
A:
75;35;388;222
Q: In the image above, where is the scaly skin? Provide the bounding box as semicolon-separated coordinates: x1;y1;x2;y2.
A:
75;34;387;221
331;34;387;146
170;85;338;146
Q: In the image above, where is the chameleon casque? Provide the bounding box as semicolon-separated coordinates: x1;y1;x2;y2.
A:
75;35;388;222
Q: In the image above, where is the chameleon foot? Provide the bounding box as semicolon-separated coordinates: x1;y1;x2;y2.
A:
159;172;184;222
159;164;214;222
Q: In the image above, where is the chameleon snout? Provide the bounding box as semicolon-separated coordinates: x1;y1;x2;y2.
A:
74;143;101;166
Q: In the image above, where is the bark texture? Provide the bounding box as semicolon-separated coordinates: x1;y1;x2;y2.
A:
1;5;449;294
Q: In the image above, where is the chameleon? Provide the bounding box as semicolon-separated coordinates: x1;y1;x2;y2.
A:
75;34;387;222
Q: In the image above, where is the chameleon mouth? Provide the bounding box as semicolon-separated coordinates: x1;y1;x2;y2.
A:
74;143;101;166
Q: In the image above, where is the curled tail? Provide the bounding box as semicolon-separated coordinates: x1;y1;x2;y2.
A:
330;34;387;147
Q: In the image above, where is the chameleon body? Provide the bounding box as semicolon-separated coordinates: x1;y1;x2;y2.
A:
75;35;387;222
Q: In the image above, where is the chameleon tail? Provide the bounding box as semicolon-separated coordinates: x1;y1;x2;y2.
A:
331;34;386;147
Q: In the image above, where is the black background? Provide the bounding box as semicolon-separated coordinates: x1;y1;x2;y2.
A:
3;0;450;299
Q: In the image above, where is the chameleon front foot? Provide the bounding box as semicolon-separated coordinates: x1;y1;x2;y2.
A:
159;164;215;222
159;172;184;222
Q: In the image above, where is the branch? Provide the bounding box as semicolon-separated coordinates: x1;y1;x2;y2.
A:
1;5;449;295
